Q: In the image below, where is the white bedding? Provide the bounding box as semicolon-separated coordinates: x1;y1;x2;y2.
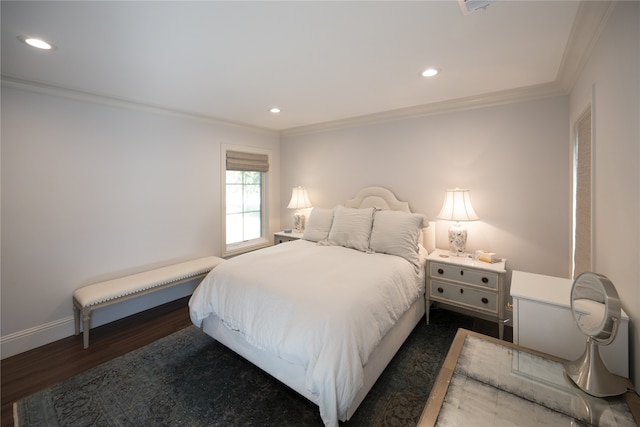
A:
189;239;425;426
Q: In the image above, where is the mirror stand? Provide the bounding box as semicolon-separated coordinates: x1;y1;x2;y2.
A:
564;336;627;397
564;272;627;397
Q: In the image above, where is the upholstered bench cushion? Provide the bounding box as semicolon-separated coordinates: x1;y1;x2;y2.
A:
74;256;224;308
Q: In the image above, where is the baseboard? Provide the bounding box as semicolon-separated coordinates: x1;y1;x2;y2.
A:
1;316;75;360
1;281;197;360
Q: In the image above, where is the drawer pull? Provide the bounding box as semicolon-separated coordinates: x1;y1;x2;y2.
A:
437;287;444;293
460;270;464;276
460;289;464;294
482;277;489;283
437;268;444;275
481;297;489;304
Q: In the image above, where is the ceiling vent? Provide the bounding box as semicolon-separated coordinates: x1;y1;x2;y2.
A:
458;0;493;15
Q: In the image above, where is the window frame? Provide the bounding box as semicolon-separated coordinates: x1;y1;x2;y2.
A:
571;104;594;279
221;145;271;257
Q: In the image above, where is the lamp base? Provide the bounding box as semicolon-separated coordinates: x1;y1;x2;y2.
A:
448;222;467;256
293;211;306;233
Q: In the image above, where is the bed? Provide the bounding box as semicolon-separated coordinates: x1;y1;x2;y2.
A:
189;187;433;426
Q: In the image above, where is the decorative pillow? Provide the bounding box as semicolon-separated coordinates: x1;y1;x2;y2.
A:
326;206;375;252
369;210;427;266
303;207;334;242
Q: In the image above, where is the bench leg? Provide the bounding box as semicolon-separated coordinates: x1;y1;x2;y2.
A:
73;305;80;336
82;310;91;349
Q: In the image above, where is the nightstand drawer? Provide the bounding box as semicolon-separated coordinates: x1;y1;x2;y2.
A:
274;231;304;245
430;280;498;313
430;262;498;289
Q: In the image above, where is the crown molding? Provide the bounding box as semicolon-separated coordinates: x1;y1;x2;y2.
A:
0;75;278;136
556;0;616;92
281;82;568;137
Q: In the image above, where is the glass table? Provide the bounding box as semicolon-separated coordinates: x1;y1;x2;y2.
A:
418;329;640;426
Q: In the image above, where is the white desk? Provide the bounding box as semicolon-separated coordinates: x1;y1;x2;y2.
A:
510;270;629;378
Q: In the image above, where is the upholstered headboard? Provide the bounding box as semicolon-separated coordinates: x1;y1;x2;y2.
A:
344;187;435;252
344;186;411;212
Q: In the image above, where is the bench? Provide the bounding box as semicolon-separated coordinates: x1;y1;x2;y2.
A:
73;256;224;348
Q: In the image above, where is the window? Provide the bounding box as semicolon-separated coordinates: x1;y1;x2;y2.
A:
226;170;262;244
223;148;270;256
572;107;592;278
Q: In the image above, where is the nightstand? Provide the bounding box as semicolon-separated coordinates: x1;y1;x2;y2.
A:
426;248;508;339
273;231;304;245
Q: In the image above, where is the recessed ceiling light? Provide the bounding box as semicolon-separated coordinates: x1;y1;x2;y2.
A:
421;68;440;78
18;36;56;50
270;107;281;114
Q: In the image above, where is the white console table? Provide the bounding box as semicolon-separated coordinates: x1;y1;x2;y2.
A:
511;270;629;378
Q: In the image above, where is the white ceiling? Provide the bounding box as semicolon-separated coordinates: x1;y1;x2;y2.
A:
2;1;602;132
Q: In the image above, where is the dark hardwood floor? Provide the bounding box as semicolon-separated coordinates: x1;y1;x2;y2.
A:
1;299;511;427
1;296;193;427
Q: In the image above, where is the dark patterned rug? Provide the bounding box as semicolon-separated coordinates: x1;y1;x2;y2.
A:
15;310;472;426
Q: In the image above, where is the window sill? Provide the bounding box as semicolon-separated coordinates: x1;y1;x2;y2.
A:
223;238;271;258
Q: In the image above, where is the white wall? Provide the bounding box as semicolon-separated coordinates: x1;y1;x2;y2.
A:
570;1;640;388
281;96;571;278
1;85;280;357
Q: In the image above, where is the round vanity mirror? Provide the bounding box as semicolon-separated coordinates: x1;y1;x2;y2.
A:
571;272;619;343
564;272;627;397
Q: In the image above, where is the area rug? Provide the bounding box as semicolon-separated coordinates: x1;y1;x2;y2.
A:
14;310;472;426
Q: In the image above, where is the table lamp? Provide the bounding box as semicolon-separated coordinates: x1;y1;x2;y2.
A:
287;186;312;233
437;188;479;256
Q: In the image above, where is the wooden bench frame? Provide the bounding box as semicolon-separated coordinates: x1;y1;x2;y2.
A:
73;256;223;348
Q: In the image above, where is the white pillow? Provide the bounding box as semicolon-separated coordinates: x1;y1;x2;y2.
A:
326;206;375;252
370;210;427;266
303;207;334;242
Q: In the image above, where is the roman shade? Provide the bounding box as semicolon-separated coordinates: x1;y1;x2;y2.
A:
226;150;269;172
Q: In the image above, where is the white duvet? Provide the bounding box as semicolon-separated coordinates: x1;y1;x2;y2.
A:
189;239;424;426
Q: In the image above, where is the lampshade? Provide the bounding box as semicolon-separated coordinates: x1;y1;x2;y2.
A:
287;186;312;233
437;188;479;222
287;186;312;210
437;188;479;256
